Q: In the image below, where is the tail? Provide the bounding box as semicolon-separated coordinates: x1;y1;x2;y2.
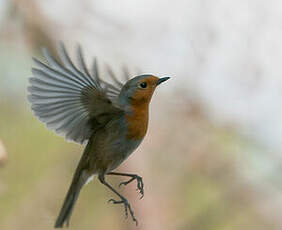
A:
54;168;89;228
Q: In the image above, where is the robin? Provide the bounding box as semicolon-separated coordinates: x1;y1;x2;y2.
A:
27;43;169;228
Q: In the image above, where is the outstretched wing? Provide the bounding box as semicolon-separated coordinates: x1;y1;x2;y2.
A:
28;43;125;144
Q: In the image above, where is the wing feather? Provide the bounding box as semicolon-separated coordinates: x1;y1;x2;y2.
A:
58;43;95;87
28;43;124;144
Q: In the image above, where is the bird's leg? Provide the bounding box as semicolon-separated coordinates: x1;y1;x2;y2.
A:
107;172;144;199
98;174;138;225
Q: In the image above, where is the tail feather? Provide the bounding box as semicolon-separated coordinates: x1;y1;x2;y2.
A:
54;170;88;228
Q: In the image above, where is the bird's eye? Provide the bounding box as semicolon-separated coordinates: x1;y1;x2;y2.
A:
139;82;147;89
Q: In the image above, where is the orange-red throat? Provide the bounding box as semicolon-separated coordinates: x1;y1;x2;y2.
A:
125;76;169;140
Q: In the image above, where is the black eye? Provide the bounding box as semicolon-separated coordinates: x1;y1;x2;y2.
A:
139;82;147;88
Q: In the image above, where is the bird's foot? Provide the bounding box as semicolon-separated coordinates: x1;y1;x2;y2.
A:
119;175;144;199
108;198;138;225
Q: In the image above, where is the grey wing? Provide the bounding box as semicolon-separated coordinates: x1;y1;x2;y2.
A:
28;43;124;144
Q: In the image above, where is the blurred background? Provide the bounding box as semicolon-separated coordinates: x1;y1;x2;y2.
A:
1;0;282;229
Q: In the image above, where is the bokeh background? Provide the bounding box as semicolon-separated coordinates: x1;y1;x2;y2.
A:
1;0;282;229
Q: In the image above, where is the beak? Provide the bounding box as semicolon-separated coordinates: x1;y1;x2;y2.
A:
156;77;170;86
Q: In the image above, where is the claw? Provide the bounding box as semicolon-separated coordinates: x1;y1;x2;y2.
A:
119;175;144;199
119;182;125;187
108;198;123;204
108;198;114;203
119;177;134;187
107;197;138;225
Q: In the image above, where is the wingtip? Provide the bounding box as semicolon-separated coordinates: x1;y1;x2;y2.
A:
57;41;66;55
41;47;50;59
31;57;38;64
75;42;82;53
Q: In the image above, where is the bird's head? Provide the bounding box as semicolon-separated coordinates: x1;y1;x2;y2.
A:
118;75;170;107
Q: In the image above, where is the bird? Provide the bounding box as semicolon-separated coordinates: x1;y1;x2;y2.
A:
27;42;169;228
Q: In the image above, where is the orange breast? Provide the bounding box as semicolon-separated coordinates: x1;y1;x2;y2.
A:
125;103;149;140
